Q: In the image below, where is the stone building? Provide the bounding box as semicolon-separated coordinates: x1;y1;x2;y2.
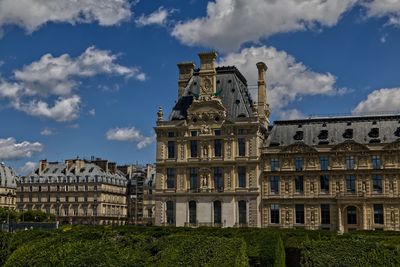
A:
143;164;156;225
154;52;269;227
0;163;17;209
262;115;400;232
17;158;127;225
155;52;400;232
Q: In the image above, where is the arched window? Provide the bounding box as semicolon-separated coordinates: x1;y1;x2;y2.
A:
347;206;357;225
238;200;247;224
166;201;174;225
214;201;222;225
189;201;197;225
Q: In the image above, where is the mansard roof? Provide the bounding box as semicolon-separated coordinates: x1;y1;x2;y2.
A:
0;163;17;189
169;66;255;121
265;114;400;148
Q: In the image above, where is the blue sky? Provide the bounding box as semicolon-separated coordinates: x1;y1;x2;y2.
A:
0;0;400;174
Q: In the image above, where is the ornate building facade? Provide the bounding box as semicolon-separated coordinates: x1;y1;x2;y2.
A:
154;52;269;227
17;158;127;225
0;163;17;209
262;116;400;232
155;52;400;232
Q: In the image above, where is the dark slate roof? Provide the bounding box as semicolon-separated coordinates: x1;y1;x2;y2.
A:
265;114;400;148
169;66;254;121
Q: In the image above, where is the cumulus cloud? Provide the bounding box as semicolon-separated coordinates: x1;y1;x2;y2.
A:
172;0;357;51
0;137;43;160
19;161;37;175
364;0;400;26
352;88;400;114
219;46;345;112
0;46;145;121
135;7;173;27
13;95;81;122
106;127;155;149
0;0;132;36
277;109;306;120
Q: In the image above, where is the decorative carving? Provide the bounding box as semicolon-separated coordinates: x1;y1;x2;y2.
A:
285;210;290;223
157;107;163;121
202;144;209;157
226;142;232;158
332;141;369;152
310;182;315;193
281;142;317;153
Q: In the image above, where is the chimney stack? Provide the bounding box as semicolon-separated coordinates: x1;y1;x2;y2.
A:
39;160;47;174
177;62;195;97
198;51;217;100
256;62;270;124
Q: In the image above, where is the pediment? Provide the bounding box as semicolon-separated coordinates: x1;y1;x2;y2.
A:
187;98;227;125
383;139;400;150
331;140;369;152
280;142;317;154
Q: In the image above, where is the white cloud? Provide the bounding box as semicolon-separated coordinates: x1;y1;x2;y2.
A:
0;46;145;121
0;0;132;36
219;46;345;112
135;7;172;27
0;137;43;160
19;161;37;175
172;0;357;51
40;127;53;136
352;88;400;114
106;126;155;149
364;0;400;26
277;109;305;120
13;46;146;97
89;109;96;116
13;95;81;122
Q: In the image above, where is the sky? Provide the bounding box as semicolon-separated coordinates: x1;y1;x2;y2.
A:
1;0;400;175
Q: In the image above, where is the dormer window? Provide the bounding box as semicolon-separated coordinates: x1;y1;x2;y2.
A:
368;128;379;138
395;127;400;137
293;131;303;141
343;129;353;139
318;130;328;140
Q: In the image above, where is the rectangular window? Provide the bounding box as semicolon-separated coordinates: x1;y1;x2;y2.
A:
238;167;246;188
320;156;329;171
295;176;304;193
238;138;246;156
190;131;197;137
214;167;223;191
93;205;97;216
271;158;279;172
372;175;382;193
214;129;221;136
167;168;175;189
270;204;280;224
321;204;330;224
189;168;198;191
167;141;175;159
167;132;175;137
346;175;356;193
374;204;384;224
320;175;329;193
345;156;355;170
295;204;305;224
214;139;222;157
270;176;279;194
372;155;381;170
295;157;303;171
190;140;198;158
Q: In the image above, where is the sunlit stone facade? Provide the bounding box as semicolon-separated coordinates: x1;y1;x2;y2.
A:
0;163;17;209
154;52;269;227
262;116;400;232
155;52;400;232
17;158;127;225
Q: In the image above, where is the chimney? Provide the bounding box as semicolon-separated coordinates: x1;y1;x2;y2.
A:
256;62;270;124
198;51;217;100
75;159;85;173
39;160;47;174
108;162;117;174
65;159;74;171
177;62;195;97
